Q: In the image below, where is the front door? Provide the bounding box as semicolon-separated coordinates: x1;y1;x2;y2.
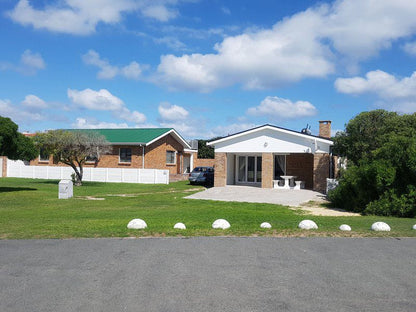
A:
237;155;262;185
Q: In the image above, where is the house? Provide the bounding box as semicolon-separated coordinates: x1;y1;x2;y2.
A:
207;121;335;193
30;128;198;175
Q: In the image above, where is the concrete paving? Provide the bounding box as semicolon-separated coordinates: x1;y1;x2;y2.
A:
185;185;326;207
1;238;416;312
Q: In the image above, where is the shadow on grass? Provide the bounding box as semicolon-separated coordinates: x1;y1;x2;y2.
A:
0;187;37;193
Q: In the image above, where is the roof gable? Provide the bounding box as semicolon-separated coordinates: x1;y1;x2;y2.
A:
69;128;191;148
208;124;333;154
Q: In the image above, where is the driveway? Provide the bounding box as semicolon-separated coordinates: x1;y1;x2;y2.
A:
1;238;415;312
185;186;360;216
186;185;325;206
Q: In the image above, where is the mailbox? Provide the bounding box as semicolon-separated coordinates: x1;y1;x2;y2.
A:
59;180;73;199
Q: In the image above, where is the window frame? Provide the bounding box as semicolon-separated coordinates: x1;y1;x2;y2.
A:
39;149;50;163
119;148;132;163
166;150;176;165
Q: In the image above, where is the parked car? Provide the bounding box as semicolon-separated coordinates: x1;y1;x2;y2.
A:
188;166;214;185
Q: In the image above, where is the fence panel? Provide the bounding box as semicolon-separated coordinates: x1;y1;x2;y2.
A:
5;160;169;184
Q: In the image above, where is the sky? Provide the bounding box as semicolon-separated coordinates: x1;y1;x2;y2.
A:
1;0;416;139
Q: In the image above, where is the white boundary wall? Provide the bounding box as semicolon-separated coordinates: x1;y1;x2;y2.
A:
6;160;169;184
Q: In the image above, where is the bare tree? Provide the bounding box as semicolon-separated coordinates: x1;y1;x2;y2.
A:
34;130;110;185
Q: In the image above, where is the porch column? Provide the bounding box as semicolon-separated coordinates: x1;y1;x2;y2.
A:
313;153;330;193
261;153;273;188
214;152;227;187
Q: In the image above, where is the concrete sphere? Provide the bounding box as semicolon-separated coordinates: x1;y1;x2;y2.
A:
212;219;231;230
412;224;416;230
298;220;318;230
174;222;186;230
127;218;147;229
260;222;272;229
339;224;352;231
371;222;391;232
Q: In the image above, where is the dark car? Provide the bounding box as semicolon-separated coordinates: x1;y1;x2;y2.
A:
188;166;214;186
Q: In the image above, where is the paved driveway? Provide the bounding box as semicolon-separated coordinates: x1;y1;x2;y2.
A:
186;185;326;206
1;238;415;312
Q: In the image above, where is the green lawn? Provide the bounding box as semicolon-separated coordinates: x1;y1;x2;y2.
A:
0;177;415;239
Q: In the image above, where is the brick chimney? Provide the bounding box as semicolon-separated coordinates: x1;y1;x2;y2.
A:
319;120;331;138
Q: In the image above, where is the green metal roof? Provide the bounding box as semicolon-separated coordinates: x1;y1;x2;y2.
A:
69;128;174;144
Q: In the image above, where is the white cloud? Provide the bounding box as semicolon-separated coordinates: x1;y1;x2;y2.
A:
403;41;416;56
153;36;187;51
158;102;189;121
0;50;45;75
21;94;48;109
247;96;318;119
68;88;124;111
20;50;45;70
8;0;181;35
0;99;44;123
208;123;258;139
221;7;231;15
335;70;416;113
82;50;142;80
141;4;177;22
72;117;129;129
67;88;146;124
156;0;416;92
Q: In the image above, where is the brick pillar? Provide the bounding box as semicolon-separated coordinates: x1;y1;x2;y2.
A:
1;156;7;177
214;153;227;187
313;154;330;193
261;153;273;188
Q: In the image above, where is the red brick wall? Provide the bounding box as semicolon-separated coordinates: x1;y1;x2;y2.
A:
194;158;215;168
313;153;330;193
1;156;7;177
261;153;274;188
214;153;226;187
286;153;314;189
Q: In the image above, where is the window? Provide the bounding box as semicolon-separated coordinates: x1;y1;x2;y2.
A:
119;148;132;163
85;155;98;163
39;149;49;162
166;151;176;164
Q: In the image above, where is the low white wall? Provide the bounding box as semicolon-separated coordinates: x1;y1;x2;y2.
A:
6;160;169;184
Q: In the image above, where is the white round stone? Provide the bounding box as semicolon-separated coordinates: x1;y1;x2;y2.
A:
371;222;391;232
298;220;318;230
127;218;147;229
212;219;231;230
412;224;416;230
339;224;352;231
174;222;186;230
260;222;272;229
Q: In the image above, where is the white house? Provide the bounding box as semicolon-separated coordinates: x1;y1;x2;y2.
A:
207;121;334;193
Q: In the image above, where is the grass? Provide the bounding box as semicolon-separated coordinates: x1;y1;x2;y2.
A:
0;177;415;239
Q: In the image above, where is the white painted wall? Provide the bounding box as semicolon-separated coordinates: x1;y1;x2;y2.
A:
226;153;235;185
6;160;169;184
211;128;332;154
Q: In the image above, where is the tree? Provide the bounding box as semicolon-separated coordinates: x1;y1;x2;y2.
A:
0;116;38;161
197;137;223;159
34;130;110;186
329;110;416;217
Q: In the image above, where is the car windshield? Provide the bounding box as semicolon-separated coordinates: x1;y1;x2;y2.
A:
193;167;208;172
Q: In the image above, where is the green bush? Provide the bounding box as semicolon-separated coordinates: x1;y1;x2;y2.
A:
364;187;416;218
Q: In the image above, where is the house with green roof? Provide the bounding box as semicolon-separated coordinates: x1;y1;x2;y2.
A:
31;128;199;175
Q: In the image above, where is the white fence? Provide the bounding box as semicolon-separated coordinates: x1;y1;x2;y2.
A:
6;160;169;184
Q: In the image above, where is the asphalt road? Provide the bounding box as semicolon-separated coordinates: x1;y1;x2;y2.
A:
1;237;415;312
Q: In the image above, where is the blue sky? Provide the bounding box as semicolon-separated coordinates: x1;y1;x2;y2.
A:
1;0;416;139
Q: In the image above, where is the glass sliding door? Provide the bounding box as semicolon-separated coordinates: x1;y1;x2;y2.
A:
256;157;262;183
236;156;262;185
238;156;246;182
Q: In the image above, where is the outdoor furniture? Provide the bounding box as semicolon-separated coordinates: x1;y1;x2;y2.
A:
273;176;305;190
